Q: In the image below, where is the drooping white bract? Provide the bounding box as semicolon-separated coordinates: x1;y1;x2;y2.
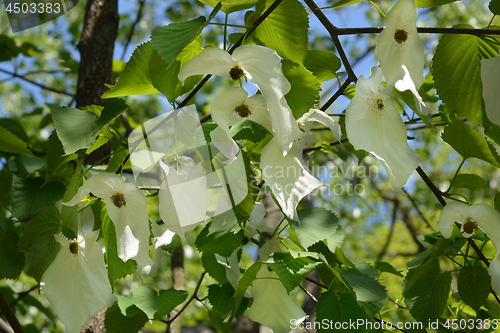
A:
298;108;342;140
158;157;210;240
210;86;273;162
345;66;419;189
245;238;307;333
41;230;115;333
481;56;500;126
376;0;428;114
376;0;424;89
178;45;301;155
65;173;153;271
438;201;500;294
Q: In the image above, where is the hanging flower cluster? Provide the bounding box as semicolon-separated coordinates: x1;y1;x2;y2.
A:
179;45;341;221
347;0;427;189
438;202;500;294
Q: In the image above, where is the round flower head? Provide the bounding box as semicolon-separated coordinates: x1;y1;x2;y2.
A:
438;201;500;293
65;173;154;271
345;66;419;189
178;45;302;155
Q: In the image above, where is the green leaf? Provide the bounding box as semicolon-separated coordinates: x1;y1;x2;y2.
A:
232;261;261;317
452;174;489;191
489;0;500;14
131;286;158;320
315;291;370;332
282;60;321;119
0;118;29;142
101;205;136;284
0;169;12;207
415;0;459;7
51;99;128;154
495;192;500;212
202;251;229;285
208;309;232;333
60;162;83;239
374;261;404;277
0;230;25;279
17;205;61;282
441;120;500;168
118;295;144;317
149;36;204;103
103;42;159;98
199;0;257;14
254;0;309;63
323;0;362;9
265;252;322;294
151;5;220;65
303;50;341;82
155;288;188;319
433;24;500;124
458;265;492;312
11;176;66;220
0;126;34;157
340;270;388;317
0;35;21;62
289;207;343;250
196;222;244;257
404;259;451;322
105;301;148;333
208;283;235;313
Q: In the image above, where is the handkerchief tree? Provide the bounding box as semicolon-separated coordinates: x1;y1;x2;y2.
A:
1;0;500;332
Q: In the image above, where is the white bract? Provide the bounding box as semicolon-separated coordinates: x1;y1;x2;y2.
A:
481;56;500;126
210;86;273;162
41;230;115;333
65;173;154;271
438;201;500;294
178;45;301;155
346;66;419;189
376;0;428;114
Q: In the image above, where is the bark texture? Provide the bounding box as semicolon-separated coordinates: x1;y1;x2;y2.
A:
169;246;187;333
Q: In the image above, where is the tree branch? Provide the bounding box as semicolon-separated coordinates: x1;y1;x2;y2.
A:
0;290;24;333
333;26;500;36
0;68;74;96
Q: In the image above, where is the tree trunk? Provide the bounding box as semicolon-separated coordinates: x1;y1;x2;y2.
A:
76;0;118;331
76;0;119;166
168;246;186;333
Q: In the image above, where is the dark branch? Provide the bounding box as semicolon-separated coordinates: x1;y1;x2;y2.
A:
334;26;500;36
0;68;74;96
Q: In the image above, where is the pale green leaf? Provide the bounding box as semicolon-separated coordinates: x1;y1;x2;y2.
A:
458;265;491;312
282;60;321;119
0;126;34;157
433;24;500;124
17;205;61;282
118;295;144;317
131;286;158;320
232;261;261;317
452;174;489;191
151;5;220;65
254;0;309;63
199;0;257;14
415;0;459;8
303;50;341;82
441;120;500;168
322;0;362;9
103;42;159;98
51;99;128;154
11;176;66;220
289;208;342;250
315;291;370;333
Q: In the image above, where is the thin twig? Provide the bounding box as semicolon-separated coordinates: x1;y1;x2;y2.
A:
0;68;74;97
377;201;398;261
121;0;146;61
333;26;500;36
165;271;207;332
298;285;318;303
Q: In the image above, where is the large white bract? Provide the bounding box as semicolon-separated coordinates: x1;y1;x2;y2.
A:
178;45;302;155
41;230;115;333
345;66;419;189
438;201;500;294
64;173;154;271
